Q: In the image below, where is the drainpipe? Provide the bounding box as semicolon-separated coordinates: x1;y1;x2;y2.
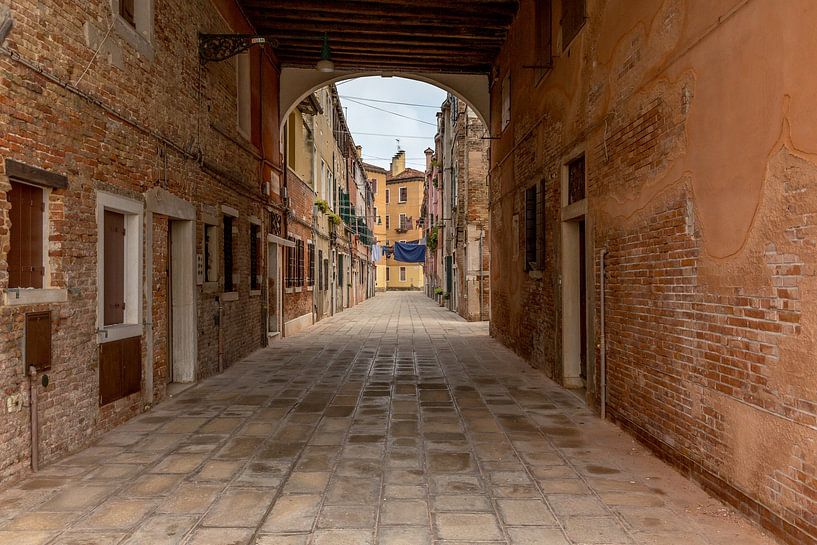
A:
600;247;608;420
217;295;224;373
479;228;484;321
144;210;154;405
29;366;38;472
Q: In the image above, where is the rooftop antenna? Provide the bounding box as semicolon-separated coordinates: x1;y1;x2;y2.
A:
396;139;401;152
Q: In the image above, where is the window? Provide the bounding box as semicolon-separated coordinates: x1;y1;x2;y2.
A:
399;267;406;282
7;181;45;289
237;53;252;139
204;223;218;282
399;213;407;230
567;155;586;204
119;0;135;26
385;188;390;204
297;239;305;286
385;216;390;229
398;187;408;203
286;237;296;288
371;180;377;194
525;185;538;270
96;190;143;342
373;206;377;221
561;0;586;51
250;223;260;291
112;0;153;58
535;0;553;81
501;75;511;130
308;242;315;286
103;210;126;325
223;216;234;291
318;249;323;288
386;267;390;281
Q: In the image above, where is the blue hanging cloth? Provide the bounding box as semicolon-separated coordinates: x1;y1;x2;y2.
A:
393;241;426;263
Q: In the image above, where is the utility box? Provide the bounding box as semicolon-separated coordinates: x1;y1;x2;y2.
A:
25;311;51;372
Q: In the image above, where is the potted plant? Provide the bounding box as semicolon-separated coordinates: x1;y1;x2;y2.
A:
314;199;330;214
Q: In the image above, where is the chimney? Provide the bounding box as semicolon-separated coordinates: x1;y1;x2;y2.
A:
356;145;362;158
390;150;406;177
424;148;434;172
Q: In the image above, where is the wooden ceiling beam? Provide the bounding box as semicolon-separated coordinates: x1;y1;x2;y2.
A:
240;0;518;18
280;49;488;62
241;7;515;28
251;32;505;49
280;59;491;74
251;20;508;40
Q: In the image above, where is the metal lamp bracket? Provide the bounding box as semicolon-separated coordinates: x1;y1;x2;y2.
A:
198;33;279;64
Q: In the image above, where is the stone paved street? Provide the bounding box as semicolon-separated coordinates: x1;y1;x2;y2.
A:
0;293;777;545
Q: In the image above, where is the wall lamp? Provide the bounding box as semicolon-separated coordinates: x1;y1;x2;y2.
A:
198;33;278;64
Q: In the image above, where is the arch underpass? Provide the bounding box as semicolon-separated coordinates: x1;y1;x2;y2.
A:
279;68;489;130
235;1;515;129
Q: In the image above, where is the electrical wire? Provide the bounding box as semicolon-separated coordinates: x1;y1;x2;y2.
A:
340;95;440;109
353;132;433;139
342;97;436;127
74;18;115;86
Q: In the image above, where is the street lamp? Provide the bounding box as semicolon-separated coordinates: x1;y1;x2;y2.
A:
316;33;335;73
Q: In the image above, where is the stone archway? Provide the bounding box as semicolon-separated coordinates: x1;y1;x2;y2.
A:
279;67;489;133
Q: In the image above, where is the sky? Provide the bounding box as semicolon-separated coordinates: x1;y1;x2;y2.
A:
334;77;446;172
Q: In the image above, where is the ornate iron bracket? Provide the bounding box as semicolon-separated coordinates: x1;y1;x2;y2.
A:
198;33;279;64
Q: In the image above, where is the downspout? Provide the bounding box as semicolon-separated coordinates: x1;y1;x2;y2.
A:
29;366;38;472
218;295;224;373
479;228;484;321
259;50;269;347
144;210;154;405
600;247;609;420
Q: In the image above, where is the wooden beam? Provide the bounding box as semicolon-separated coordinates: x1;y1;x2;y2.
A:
280;59;491;74
250;20;509;40
241;5;516;27
240;0;518;17
257;32;506;49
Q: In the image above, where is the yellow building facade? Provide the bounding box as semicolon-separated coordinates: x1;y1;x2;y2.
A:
366;151;425;291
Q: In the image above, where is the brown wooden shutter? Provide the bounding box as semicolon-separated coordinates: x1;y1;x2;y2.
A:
99;339;122;405
99;336;141;405
250;224;259;290
8;182;44;289
25;311;51;371
122;336;142;397
298;240;304;286
104;211;126;325
223;216;234;291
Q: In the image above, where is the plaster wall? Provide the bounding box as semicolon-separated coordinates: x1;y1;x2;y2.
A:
490;0;817;542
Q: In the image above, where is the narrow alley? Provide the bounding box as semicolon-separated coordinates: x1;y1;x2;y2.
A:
0;293;774;545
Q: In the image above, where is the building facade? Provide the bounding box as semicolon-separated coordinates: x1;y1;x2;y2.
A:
284;85;374;333
489;1;817;542
426;96;490;320
375;151;425;291
0;0;283;483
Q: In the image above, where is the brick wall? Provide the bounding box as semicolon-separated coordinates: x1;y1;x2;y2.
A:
489;1;817;543
0;0;279;484
283;169;313;323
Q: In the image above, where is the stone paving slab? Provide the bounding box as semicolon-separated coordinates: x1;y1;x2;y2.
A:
0;292;780;545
